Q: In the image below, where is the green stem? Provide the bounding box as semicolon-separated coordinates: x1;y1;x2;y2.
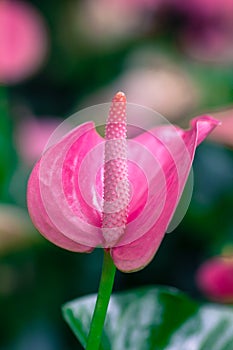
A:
86;250;116;350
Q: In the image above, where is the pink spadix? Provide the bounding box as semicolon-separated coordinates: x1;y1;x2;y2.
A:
102;92;130;246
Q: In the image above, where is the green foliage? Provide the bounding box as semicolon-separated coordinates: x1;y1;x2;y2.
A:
0;88;17;202
63;286;233;350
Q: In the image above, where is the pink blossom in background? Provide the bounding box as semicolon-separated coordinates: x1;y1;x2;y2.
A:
76;0;158;45
0;0;48;84
96;63;199;120
16;118;61;165
169;0;233;62
174;0;233;19
181;26;233;63
208;109;233;147
196;256;233;303
27;92;219;272
86;50;200;121
106;0;160;11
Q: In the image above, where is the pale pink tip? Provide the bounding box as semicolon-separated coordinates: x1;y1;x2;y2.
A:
112;91;127;103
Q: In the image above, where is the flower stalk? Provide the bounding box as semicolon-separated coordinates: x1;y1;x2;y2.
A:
86;250;116;350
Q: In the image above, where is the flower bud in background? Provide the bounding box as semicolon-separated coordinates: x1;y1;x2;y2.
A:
196;256;233;303
0;0;49;84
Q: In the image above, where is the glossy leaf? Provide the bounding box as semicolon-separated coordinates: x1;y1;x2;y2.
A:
62;286;233;350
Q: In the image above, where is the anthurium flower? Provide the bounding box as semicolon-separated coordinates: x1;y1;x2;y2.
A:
27;92;219;272
196;256;233;303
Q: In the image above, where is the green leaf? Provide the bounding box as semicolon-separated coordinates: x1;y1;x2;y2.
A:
62;286;233;350
0;86;17;201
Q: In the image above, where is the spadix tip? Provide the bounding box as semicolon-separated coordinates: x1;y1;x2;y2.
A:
112;91;126;103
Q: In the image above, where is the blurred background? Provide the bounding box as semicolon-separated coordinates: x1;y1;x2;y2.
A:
1;0;233;349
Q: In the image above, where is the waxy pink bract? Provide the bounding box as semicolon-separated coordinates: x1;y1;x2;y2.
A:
27;92;219;272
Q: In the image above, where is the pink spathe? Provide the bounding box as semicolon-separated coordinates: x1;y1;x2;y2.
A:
196;257;233;303
0;0;48;84
27;92;219;272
